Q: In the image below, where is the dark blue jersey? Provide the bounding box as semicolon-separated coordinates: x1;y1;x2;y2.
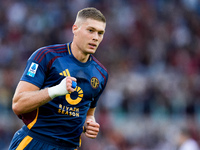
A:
19;42;108;147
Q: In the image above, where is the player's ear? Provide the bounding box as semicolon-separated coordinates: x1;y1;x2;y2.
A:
72;24;78;35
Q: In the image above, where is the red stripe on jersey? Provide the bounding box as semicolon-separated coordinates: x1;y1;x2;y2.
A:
47;56;61;71
96;66;107;86
91;55;108;72
34;44;66;62
38;48;67;63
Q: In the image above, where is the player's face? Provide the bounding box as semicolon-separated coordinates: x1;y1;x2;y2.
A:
73;18;106;55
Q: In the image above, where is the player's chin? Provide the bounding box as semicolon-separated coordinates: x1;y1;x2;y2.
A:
86;48;97;54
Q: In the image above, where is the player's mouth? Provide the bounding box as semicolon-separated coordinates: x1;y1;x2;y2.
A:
88;43;97;49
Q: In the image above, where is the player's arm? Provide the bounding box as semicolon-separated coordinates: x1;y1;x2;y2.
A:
12;81;50;115
84;107;100;139
12;77;76;115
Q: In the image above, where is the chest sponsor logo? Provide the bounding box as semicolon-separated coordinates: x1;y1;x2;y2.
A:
58;105;80;117
27;62;38;77
59;69;84;106
66;86;83;105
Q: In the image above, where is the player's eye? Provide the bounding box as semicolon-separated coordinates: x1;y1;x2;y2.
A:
98;32;103;35
88;29;94;33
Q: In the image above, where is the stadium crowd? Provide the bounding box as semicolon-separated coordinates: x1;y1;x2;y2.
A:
0;0;200;149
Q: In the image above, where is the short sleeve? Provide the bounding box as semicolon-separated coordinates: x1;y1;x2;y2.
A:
20;50;47;89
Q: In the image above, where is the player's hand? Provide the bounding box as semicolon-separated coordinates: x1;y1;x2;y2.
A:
85;120;100;139
48;76;77;99
65;76;77;93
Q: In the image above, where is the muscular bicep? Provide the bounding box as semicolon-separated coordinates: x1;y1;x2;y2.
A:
13;81;40;103
16;81;40;92
12;81;50;115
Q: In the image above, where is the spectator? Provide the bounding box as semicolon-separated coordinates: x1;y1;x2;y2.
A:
177;127;200;150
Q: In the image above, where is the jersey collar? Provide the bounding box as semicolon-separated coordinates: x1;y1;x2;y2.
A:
66;42;92;67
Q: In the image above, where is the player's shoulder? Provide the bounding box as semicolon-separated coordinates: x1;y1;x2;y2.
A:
31;43;68;63
91;55;108;76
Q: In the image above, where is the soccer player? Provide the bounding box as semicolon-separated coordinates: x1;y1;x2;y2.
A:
9;7;108;150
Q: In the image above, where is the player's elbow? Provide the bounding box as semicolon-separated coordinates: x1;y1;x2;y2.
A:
12;102;20;115
12;97;22;116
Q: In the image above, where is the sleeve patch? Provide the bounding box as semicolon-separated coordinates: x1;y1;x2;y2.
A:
27;62;39;77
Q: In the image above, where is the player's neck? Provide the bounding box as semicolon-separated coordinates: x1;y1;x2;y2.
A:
71;42;90;63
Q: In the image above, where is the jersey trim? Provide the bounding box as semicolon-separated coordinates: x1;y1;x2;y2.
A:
79;136;81;147
47;56;61;71
16;135;33;150
67;43;71;55
91;55;108;72
38;48;67;63
27;108;39;129
33;44;67;63
91;55;108;86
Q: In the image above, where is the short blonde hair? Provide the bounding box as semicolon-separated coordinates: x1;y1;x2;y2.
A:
76;7;106;23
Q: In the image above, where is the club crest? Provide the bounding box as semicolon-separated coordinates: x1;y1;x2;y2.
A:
90;77;99;89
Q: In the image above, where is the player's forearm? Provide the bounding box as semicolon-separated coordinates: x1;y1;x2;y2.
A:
12;88;51;115
86;115;96;122
86;108;96;121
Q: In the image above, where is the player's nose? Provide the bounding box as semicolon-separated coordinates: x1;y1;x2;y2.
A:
92;32;98;41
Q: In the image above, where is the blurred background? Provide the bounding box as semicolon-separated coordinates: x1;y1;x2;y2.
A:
0;0;200;149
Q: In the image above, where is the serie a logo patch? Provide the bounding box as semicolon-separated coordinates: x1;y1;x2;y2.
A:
90;77;99;89
27;62;39;77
